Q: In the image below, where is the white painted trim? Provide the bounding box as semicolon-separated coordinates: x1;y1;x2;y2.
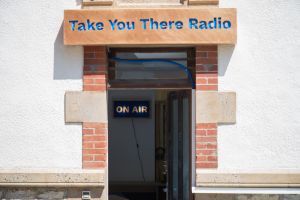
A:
192;187;300;194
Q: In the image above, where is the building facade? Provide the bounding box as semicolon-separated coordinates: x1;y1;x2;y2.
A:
0;0;300;199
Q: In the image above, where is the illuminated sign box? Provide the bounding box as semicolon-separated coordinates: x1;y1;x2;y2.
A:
64;8;237;45
113;101;150;118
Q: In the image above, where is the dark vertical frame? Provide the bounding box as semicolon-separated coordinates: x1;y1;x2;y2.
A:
168;92;177;200
108;49;116;80
183;90;192;200
178;92;184;200
168;90;191;200
187;48;196;80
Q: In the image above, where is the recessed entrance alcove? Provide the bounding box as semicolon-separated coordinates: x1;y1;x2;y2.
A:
107;48;194;200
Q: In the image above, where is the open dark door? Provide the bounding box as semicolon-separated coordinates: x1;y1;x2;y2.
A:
167;91;191;200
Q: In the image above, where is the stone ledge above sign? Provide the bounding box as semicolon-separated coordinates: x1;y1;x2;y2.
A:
196;91;236;124
83;0;113;6
65;91;108;123
189;0;218;5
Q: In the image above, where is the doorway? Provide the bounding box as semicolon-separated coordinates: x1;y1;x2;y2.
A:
107;47;194;200
108;89;192;200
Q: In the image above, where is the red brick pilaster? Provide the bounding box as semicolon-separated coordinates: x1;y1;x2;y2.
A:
196;123;218;168
195;46;218;169
195;46;218;91
83;46;107;91
82;122;107;168
82;46;108;169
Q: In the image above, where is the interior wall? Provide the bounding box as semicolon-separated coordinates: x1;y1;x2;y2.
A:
108;90;156;182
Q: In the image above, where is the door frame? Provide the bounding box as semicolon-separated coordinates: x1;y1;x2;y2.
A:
106;46;196;199
167;90;193;200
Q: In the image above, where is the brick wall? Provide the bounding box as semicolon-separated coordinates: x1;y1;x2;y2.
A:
196;123;217;168
82;46;108;169
195;46;218;169
82;45;218;169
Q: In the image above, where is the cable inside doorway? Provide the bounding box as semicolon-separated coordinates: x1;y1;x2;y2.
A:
131;118;146;182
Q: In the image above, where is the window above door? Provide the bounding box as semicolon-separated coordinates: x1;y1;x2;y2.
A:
108;48;195;89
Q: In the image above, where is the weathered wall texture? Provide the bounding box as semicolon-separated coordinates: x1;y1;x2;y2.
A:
0;0;83;168
0;187;103;200
216;0;300;170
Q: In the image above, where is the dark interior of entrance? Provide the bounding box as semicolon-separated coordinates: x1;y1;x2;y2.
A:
108;89;191;200
107;48;194;200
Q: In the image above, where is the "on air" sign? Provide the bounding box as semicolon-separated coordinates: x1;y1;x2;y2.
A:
113;101;150;118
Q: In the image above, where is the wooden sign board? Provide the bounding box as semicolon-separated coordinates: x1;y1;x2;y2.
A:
64;8;236;46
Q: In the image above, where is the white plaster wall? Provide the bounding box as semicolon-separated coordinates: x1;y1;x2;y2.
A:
1;0;299;172
217;0;300;170
0;1;83;168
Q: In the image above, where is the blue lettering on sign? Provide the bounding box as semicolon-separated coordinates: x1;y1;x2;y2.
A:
87;19;95;30
188;17;231;29
139;18;184;30
69;20;78;31
114;101;150;118
96;22;104;30
68;17;231;31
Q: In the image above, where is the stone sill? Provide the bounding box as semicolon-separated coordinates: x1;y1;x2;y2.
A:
196;183;300;188
192;187;300;194
0;169;105;187
196;170;300;187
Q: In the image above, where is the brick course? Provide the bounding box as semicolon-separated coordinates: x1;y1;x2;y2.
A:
83;46;107;91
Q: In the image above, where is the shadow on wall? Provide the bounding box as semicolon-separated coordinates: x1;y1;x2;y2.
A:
75;0;82;6
218;45;235;76
53;23;83;80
